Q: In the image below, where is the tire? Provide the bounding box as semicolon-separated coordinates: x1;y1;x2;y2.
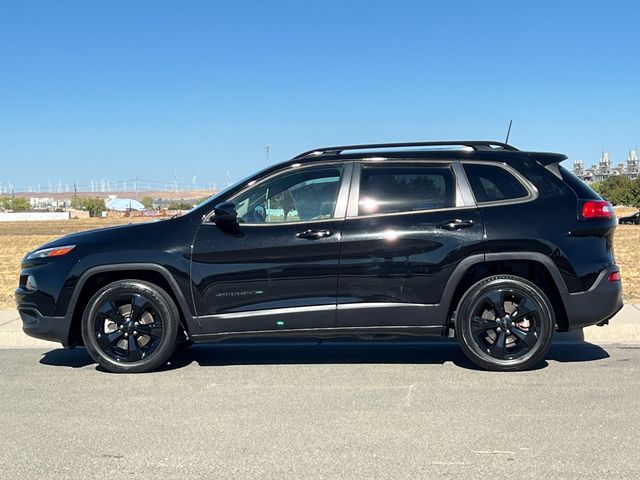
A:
81;280;180;373
455;275;555;371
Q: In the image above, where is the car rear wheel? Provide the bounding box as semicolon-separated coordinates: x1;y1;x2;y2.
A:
455;275;555;371
81;280;179;373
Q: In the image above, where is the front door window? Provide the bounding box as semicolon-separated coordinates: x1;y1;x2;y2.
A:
232;165;344;224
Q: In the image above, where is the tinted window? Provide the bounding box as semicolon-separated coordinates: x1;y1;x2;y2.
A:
464;164;529;203
358;164;455;215
559;165;601;200
233;165;343;223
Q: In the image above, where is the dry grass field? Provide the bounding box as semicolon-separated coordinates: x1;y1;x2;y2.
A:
1;215;639;309
615;226;640;298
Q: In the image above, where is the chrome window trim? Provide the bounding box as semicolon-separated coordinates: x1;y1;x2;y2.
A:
461;160;539;207
333;162;353;218
346;158;476;219
337;302;436;309
198;301;436;321
216;217;348;227
203;161;353;225
451;160;477;207
346;161;362;217
199;304;336;320
345;204;480;220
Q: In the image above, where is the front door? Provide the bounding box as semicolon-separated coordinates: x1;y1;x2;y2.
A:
191;162;351;334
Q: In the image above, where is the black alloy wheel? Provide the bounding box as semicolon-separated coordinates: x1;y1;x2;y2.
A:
455;275;555;371
81;280;180;373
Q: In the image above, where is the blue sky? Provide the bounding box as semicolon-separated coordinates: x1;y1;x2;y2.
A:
1;0;639;190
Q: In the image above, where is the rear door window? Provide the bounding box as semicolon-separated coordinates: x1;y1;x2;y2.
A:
463;163;529;203
358;164;455;215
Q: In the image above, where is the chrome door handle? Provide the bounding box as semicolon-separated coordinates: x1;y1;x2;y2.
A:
296;229;333;240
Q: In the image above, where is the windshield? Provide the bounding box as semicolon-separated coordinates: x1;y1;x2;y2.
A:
188;165;277;214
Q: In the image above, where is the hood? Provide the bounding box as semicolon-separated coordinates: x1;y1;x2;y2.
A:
33;220;161;253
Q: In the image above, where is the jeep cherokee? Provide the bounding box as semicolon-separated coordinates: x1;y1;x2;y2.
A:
16;140;623;372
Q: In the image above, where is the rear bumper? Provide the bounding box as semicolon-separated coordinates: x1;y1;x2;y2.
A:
562;266;623;330
19;308;72;347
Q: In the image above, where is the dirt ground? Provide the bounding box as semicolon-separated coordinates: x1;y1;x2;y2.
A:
1;215;639;309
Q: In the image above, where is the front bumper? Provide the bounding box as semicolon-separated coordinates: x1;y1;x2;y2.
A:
15;254;80;346
19;308;73;346
562;266;624;330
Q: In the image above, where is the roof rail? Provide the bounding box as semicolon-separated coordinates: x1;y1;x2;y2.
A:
293;140;519;159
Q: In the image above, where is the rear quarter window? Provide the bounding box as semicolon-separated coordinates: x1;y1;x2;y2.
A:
559;165;602;200
463;163;529;203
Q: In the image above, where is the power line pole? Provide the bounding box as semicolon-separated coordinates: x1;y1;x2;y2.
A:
265;144;271;163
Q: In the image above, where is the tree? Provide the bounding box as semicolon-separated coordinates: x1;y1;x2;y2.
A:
630;178;640;207
0;196;30;211
12;197;30;211
166;201;194;210
592;176;640;207
141;196;154;209
71;197;106;217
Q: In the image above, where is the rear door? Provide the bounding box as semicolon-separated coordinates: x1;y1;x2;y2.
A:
336;160;484;327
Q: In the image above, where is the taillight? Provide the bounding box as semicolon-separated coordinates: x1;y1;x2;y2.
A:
608;271;621;282
581;200;614;219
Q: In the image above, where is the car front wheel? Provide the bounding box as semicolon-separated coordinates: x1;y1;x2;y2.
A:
81;280;180;373
455;275;555;371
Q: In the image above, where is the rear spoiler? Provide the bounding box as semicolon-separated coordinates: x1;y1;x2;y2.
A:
528;152;568;166
528;152;568;179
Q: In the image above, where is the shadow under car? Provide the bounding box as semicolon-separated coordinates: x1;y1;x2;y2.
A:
39;336;611;372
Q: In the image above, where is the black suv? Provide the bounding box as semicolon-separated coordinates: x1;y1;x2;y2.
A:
619;211;640;225
17;141;623;372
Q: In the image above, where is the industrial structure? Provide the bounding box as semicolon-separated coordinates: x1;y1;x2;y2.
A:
573;149;639;183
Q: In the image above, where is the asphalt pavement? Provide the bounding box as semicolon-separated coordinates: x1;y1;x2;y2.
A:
1;341;640;479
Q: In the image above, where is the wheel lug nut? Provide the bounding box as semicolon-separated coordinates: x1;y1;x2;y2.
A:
134;322;139;326
133;331;138;335
506;329;511;334
124;333;129;338
496;327;501;332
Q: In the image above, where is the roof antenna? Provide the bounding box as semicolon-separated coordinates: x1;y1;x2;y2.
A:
504;120;513;145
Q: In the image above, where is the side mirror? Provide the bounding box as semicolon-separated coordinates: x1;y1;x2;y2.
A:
213;201;238;226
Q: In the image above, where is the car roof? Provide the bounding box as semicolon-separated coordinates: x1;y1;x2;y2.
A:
288;141;567;166
192;141;567;215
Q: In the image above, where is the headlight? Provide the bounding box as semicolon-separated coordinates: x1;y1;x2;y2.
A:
27;245;76;260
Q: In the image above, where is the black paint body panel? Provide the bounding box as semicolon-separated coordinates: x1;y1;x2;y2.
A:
191;220;343;332
336;208;484;326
